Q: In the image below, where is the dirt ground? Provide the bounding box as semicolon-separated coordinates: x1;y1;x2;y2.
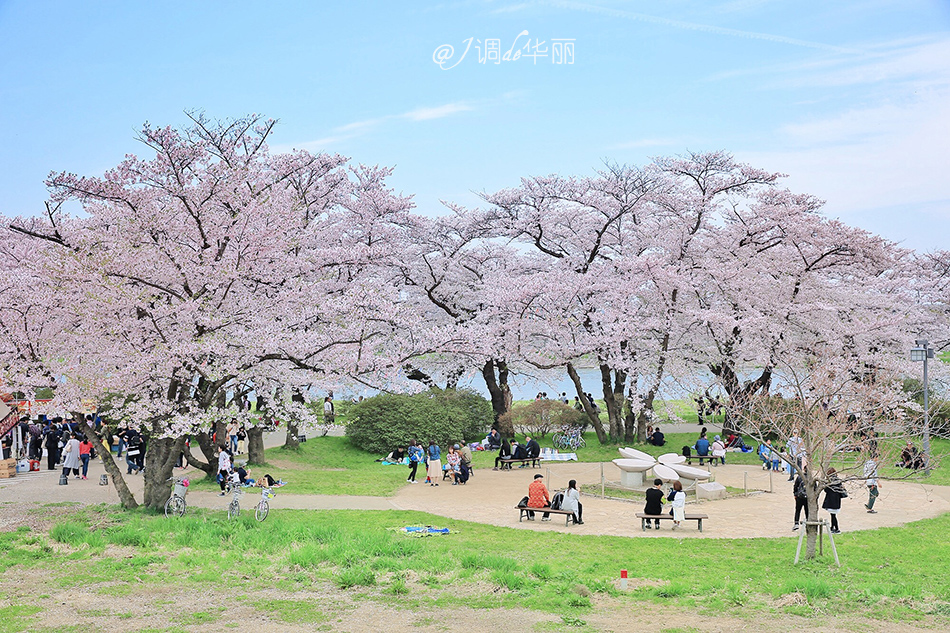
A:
4;442;949;539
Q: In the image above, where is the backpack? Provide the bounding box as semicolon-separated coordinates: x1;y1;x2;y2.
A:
551;491;564;510
517;496;529;508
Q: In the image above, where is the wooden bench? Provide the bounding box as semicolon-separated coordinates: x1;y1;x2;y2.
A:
516;505;576;526
636;512;708;532
498;457;541;470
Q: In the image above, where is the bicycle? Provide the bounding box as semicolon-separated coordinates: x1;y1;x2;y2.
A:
552;425;586;451
255;487;276;522
164;476;189;518
226;481;244;519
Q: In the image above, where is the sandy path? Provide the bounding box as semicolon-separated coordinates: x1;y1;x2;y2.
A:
3;439;949;539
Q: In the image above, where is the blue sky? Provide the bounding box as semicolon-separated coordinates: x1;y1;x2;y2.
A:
1;0;948;251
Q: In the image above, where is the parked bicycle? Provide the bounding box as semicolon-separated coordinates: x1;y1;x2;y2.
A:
225;481;244;519
164;476;189;518
255;487;276;522
552;425;586;451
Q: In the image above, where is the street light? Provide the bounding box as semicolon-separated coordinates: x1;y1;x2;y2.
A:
910;339;935;476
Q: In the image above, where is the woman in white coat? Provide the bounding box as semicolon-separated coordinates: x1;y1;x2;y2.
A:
561;479;584;525
61;433;82;479
711;435;727;466
670;480;686;529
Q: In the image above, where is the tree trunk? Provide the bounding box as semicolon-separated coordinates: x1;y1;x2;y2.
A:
711;361;772;435
80;419;138;509
482;359;514;436
636;391;657;444
142;435;186;510
247;426;265;464
283;388;303;450
567;362;607;443
600;364;627;442
187;430;217;479
804;483;820;559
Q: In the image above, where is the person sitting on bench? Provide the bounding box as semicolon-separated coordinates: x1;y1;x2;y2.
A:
526;474;551;521
511;440;527;461
493;438;512;470
643;478;665;529
525;436;540;459
562;479;584;525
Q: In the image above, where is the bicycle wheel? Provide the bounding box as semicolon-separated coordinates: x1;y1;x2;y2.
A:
576;437;586;449
164;495;186;518
228;499;240;520
255;500;269;522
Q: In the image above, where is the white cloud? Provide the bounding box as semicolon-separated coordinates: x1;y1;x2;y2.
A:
543;0;864;54
403;102;474;121
273;100;477;152
738;89;950;219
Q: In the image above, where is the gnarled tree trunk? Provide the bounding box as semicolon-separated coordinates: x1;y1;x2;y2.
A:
247;426;265;464
482;359;514;437
142;435;186;510
80;419;138;509
567;362;607;444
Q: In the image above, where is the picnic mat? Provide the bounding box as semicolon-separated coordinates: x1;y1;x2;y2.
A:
540;453;577;461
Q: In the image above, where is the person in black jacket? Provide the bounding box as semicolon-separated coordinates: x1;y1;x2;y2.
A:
493;439;512;470
511;440;527;460
525;436;540;459
643;478;665;529
822;468;846;534
793;470;809;530
44;423;62;470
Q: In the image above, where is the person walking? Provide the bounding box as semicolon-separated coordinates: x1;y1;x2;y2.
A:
407;440;423;483
61;433;82;479
426;440;442;487
822;467;846;534
44;423;61;470
78;436;94;479
561;479;584;525
864;456;880;513
217;445;232;496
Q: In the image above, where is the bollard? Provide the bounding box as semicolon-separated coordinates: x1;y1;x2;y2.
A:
58;472;69;485
744;471;748;495
620;569;628;590
99;474;109;486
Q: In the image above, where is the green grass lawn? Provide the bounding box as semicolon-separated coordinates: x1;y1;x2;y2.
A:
189;436;413;496
186;432;947;497
5;504;950;625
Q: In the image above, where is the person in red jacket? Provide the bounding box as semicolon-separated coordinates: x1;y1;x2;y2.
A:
526;474;551;521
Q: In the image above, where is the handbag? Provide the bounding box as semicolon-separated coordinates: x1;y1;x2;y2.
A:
127;448;140;456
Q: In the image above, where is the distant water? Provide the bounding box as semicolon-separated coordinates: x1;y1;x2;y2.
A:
326;365;780;404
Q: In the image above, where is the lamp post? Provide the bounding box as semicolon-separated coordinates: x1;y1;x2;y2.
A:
910;339;934;476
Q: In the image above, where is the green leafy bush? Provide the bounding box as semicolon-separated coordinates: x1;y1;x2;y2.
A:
501;399;588;438
345;388;492;454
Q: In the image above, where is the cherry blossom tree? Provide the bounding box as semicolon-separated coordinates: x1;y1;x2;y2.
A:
3;114;411;509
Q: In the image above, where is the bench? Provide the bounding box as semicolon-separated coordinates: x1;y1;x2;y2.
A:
516;505;576;526
636;512;708;532
498;457;541;470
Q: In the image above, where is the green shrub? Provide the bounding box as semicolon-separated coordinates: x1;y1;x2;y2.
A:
345;388;492;453
501;399;587;438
